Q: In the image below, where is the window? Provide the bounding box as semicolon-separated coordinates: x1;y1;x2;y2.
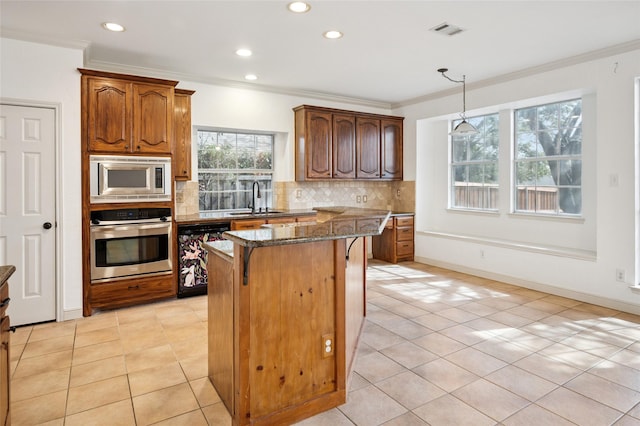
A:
514;99;582;215
197;129;274;212
450;113;499;210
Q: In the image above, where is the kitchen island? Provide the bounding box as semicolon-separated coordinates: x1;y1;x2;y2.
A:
204;207;390;426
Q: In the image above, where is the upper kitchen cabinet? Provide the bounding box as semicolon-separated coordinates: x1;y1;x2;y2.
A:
79;68;178;155
294;105;403;181
174;89;196;180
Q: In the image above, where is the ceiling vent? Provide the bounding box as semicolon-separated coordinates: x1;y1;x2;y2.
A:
430;22;464;36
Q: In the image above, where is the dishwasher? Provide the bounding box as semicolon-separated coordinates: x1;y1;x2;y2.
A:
177;221;231;297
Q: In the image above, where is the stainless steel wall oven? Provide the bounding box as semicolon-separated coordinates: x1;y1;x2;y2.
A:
90;208;172;283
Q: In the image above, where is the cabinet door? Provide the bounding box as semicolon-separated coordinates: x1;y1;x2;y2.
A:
356;117;380;179
174;91;193;180
332;114;356;179
87;77;132;153
306;110;333;179
132;83;173;154
381;118;403;180
0;315;9;426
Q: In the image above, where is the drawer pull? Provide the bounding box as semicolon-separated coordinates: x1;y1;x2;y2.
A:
0;297;9;308
128;285;140;290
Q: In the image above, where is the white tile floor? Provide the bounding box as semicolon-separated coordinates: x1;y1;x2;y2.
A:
9;260;640;425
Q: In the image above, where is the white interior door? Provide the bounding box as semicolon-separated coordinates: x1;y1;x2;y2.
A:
0;104;56;326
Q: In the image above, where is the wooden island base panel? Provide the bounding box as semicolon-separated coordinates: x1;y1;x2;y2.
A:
205;207;389;425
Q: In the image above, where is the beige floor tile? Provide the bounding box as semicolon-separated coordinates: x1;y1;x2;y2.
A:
439;324;487;346
162;321;207;343
180;353;209;381
170;335;208;360
589;360;640;391
485;365;557;401
361;322;406;350
73;325;120;348
411;331;466;356
413;394;495;426
201;401;233;426
615;415;640;426
294;407;357;425
537;386;623;425
11;349;72;379
538;342;606;369
9;326;32;346
34;418;65;426
380;412;429;425
152;409;209;425
66;375;131;415
354;351;406;384
9;342;25;362
190;377;222;407
445;347;507;376
514;353;582;384
74;311;118;334
64;399;135;426
375;318;431;340
21;334;74;359
338;384;406;425
120;328;168;353
376;371;445;409
472;338;531;364
128;361;187;396
125;343;177;373
72;339;123;365
69;355;126;387
154;303;194;321
566;372;640;412
452;378;530;421
116;304;158;325
380;341;438;369
503;403;575;426
132;382;200;425
11;368;70;402
28;320;76;342
412;358;479;393
10;389;67;425
159;310;202;328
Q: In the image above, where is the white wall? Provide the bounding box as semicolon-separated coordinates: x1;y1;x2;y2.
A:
393;48;640;313
1;38;84;319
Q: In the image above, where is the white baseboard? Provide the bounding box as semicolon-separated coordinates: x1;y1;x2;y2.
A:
415;256;640;316
61;308;83;322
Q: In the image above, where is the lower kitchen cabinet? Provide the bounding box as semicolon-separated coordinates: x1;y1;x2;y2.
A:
90;273;175;310
1;266;15;426
372;214;414;263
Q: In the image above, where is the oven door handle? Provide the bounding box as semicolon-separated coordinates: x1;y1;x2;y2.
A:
91;222;171;238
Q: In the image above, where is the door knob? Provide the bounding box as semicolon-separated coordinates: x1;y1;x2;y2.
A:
43;222;52;229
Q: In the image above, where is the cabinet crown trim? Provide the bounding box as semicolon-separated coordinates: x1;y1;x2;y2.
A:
78;68;179;87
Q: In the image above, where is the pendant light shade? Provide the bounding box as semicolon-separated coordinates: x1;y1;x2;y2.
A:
437;68;479;135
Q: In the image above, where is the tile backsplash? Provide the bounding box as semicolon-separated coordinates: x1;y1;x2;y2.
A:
175;180;415;215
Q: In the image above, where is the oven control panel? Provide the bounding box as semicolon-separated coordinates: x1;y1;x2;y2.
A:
90;208;171;224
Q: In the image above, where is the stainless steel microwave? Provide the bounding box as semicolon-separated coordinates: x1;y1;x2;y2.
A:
89;155;172;203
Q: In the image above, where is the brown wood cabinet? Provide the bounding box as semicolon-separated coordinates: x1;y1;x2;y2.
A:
89;273;175;310
174;89;195;180
294;105;403;181
231;214;317;230
1;266;15;426
80;69;177;155
372;214;414;263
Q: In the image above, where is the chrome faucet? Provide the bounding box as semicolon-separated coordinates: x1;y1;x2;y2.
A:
249;181;261;214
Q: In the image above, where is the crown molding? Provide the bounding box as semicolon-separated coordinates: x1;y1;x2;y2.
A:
394;39;640;109
1;28;90;50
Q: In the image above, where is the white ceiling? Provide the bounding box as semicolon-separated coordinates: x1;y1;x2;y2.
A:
2;1;640;107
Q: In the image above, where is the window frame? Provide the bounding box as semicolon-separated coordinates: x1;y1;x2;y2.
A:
196;127;275;213
512;98;583;217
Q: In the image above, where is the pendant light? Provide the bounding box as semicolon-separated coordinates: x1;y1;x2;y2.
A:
437;68;479;135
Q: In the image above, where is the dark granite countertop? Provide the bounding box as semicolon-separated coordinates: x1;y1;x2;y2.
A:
175;209;316;225
219;207;391;248
0;265;16;285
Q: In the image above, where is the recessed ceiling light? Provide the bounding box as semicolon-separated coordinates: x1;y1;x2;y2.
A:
236;48;252;57
288;2;311;13
244;74;258;81
323;30;343;39
102;22;125;32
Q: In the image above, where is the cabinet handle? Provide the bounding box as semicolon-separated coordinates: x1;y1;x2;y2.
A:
128;285;140;290
10;326;16;333
0;297;9;308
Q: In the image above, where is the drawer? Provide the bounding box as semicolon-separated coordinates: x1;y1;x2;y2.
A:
396;240;414;257
395;216;414;227
396;226;413;242
231;219;266;230
91;274;175;309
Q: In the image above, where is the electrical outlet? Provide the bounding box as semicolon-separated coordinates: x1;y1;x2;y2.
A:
396;189;401;198
322;333;334;357
363;195;368;203
356;195;362;203
616;269;626;282
295;189;302;199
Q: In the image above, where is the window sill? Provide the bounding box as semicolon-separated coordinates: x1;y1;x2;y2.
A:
447;208;500;216
508;212;585;224
420;230;596;261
